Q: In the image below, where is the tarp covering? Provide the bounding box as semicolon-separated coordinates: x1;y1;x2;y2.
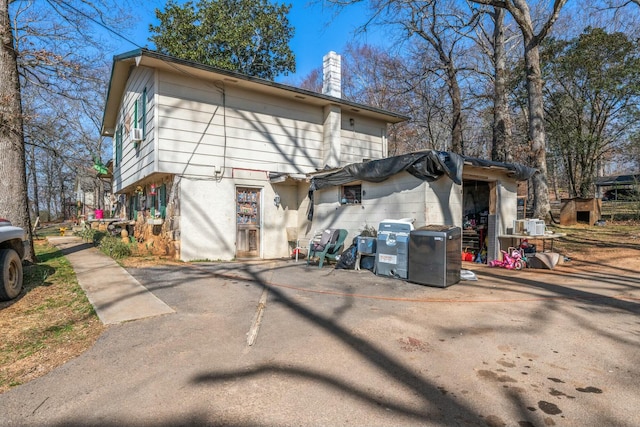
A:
310;150;536;192
461;155;537;182
310;151;464;192
307;150;537;220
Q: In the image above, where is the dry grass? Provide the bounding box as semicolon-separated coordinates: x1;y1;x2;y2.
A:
549;221;640;267
0;240;104;393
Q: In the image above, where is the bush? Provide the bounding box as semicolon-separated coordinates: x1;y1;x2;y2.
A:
98;236;132;259
76;228;106;245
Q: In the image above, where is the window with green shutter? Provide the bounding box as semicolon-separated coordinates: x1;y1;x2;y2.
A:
140;88;147;137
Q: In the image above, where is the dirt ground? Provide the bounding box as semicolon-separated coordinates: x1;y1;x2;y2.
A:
549;223;640;270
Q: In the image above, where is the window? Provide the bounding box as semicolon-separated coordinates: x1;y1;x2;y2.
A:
115;125;123;167
341;184;362;204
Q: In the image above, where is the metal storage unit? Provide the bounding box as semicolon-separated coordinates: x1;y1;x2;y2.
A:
376;220;413;279
408;225;461;287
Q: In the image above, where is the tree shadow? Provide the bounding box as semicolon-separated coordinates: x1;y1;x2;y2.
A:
184;262;493;425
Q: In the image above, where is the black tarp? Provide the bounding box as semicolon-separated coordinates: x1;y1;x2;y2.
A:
307;150;537;220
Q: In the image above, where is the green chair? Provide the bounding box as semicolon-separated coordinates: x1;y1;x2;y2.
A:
307;229;348;268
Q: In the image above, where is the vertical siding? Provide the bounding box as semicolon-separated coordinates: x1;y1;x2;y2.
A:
498;178;518;234
424;178;463;227
112;66;156;192
307;173;487;242
307;173;460;241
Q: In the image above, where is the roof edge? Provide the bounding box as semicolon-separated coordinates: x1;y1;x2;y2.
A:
101;48;409;136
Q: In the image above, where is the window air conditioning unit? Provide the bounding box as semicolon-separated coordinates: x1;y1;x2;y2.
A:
525;219;546;236
131;127;143;142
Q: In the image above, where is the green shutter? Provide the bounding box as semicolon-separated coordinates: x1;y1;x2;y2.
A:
159;184;167;218
115;125;123;166
141;88;147;137
134;98;138;129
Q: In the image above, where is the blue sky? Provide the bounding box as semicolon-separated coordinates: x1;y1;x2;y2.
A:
113;0;385;82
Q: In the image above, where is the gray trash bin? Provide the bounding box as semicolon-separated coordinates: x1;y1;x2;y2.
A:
376;220;413;279
408;225;461;287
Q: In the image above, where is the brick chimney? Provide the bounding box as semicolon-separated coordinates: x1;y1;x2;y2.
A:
322;51;341;98
322;52;342;167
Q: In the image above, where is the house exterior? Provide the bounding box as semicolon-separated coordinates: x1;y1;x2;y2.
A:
100;49;407;261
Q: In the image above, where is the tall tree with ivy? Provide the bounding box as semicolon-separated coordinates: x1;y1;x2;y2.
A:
150;0;296;80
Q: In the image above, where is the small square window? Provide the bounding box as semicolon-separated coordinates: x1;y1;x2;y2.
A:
341;184;362;204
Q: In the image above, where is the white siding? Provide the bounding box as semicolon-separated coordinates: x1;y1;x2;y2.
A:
180;177;238;261
155;71;332;178
112;66;156;192
307;173;463;242
340;115;386;164
498;178;518;234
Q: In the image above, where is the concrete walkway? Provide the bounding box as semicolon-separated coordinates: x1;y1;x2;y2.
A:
47;236;174;324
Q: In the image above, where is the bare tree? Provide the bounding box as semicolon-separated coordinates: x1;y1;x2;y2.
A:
489;8;514;163
468;0;567;219
0;0;33;261
1;0;135;260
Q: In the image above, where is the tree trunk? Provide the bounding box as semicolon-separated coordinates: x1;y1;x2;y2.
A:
59;172;65;220
523;41;551;219
29;144;40;220
0;0;35;262
448;64;464;154
491;7;513;163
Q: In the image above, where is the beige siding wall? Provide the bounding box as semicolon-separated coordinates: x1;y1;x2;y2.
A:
498;177;518;234
154;70;390;179
155;71;331;178
340;115;387;164
306;173;463;243
305;170;524;247
424;178;463;226
112;66;156;192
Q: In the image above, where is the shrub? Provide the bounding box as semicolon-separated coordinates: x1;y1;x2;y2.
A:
98;236;132;259
76;228;106;245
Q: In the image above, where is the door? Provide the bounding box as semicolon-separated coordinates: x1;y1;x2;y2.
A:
236;187;261;258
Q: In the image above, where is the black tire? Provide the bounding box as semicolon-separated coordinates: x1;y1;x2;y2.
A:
0;249;23;301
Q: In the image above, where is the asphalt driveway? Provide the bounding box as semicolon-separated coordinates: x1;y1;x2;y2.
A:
1;257;639;427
